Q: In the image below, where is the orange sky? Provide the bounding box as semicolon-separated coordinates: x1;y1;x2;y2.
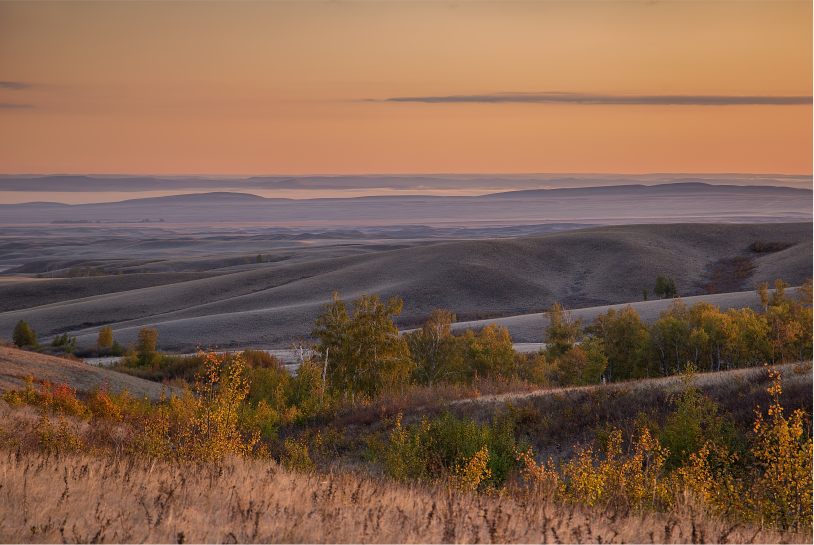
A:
0;1;811;175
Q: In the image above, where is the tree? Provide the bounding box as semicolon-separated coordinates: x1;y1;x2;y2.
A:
12;320;37;348
543;302;582;359
654;274;677;298
587;305;650;380
97;325;114;348
312;292;411;400
460;324;515;381
650;299;692;376
256;254;263;263
724;307;770;368
405;309;462;386
137;327;159;364
689;301;730;372
554;337;607;386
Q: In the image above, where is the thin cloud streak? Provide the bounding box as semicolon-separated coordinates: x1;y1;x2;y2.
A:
381;92;813;106
0;81;32;91
0;103;34;109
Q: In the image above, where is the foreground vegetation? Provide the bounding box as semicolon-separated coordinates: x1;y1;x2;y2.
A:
2;447;810;544
2;278;811;541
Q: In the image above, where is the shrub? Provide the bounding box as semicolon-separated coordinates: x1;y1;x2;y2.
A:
518;424;671;512
384;410;522;490
283;436;315;472
750;241;794;253
748;368;812;530
135;327;161;367
243;349;280;369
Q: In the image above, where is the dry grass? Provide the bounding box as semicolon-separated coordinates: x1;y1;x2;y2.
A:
0;346;180;402
2;449;811;544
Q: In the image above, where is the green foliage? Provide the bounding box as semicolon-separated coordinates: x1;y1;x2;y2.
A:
587;305;650;380
110;340;123;357
51;333;75;348
459;324;515;381
97;325;113;348
384;410;523;490
543;303;582;359
12;320;37;348
283;436;315;472
256;254;263;263
312;292;411;400
658;365;736;470
654;274;677;299
246;365;290;410
136;327;159;366
405;309;462;386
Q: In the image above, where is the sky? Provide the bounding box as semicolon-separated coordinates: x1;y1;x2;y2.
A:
0;1;811;177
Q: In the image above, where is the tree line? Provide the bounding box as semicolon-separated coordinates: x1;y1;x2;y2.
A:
8;278;811;400
311;279;811;399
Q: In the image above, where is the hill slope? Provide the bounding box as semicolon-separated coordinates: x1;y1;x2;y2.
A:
0;346;175;400
0;222;809;351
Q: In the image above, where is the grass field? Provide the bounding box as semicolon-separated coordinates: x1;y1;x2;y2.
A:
2;448;810;544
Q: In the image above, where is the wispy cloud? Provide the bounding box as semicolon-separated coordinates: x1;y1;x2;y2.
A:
0;103;34;109
0;81;32;91
380;92;812;106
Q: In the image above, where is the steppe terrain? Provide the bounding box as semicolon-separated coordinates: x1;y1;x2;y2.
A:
0;222;810;351
0;346;176;401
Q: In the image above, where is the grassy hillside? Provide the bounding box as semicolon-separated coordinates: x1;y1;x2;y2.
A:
0;222;810;351
1;356;810;542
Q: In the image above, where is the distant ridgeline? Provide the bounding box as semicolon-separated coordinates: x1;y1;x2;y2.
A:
51;219;165;224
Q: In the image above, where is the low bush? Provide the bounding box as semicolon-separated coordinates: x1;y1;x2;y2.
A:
750;241;795;253
384;410;527;491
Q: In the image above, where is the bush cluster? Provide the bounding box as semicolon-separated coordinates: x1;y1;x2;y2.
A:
517;366;812;531
541;278;812;386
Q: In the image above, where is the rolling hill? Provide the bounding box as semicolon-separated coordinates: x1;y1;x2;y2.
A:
0;222;809;351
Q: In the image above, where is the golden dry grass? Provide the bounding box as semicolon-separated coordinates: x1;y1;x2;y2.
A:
1;448;811;544
0;346;179;402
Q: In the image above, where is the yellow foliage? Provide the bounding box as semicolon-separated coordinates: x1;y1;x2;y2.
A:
283;436;315;472
171;350;260;463
454;445;491;492
519;426;671;511
679;367;813;531
750;368;813;529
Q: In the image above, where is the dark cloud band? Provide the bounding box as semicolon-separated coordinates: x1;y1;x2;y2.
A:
382;92;812;106
0;82;31;91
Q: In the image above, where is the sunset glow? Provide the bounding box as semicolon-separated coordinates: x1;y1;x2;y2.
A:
0;1;811;175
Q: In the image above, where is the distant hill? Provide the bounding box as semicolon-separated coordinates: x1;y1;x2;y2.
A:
0;182;810;224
